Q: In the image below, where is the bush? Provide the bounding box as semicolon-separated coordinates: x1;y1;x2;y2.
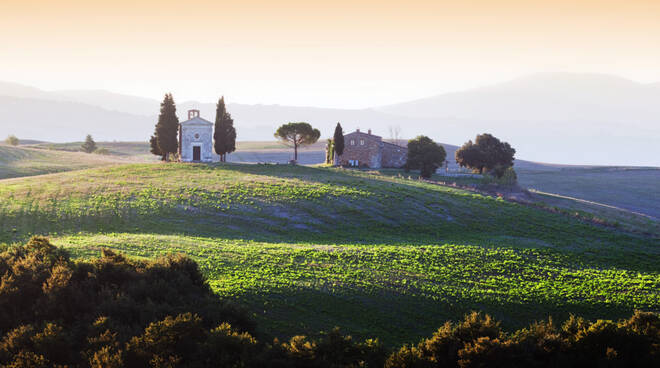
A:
94;147;110;155
0;237;253;367
5;135;19;146
2;238;658;367
386;311;660;367
481;167;517;186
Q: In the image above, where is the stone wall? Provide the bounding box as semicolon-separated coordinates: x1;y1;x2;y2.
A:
338;130;407;168
381;142;407;168
340;131;382;168
180;124;215;162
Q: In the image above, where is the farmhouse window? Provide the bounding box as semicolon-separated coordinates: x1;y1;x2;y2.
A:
360;139;365;145
350;139;355;145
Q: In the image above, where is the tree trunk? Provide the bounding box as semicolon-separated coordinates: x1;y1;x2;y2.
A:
294;142;298;161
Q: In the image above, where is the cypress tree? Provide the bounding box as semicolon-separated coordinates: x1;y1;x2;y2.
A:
155;93;179;161
149;134;162;159
333;122;344;165
325;138;334;164
213;97;237;162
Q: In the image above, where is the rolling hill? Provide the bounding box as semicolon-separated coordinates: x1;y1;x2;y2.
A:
0;145;125;179
1;163;657;345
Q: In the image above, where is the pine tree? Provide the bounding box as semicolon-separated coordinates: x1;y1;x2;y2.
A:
81;134;97;153
332;123;344;165
155;93;179;161
213;97;237;162
274;122;320;162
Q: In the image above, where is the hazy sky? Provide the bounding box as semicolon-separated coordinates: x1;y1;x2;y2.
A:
1;0;659;108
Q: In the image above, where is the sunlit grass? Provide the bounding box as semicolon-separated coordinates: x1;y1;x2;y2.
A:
1;162;658;345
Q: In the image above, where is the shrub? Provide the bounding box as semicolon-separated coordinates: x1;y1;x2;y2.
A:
94;147;110;155
1;238;659;367
5;135;19;146
0;237;252;367
387;311;660;367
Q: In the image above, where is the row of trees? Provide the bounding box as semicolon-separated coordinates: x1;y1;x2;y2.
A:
149;94;237;161
406;133;516;179
2;238;658;367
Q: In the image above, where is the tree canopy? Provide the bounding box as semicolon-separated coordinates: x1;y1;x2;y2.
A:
80;134;97;153
213;96;237;162
405;135;447;178
455;133;516;177
274;122;320;162
154;93;179;161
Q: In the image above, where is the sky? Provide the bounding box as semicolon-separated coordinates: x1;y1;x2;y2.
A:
1;0;659;108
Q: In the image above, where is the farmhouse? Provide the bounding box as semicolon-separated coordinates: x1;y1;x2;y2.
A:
178;109;216;162
338;129;407;168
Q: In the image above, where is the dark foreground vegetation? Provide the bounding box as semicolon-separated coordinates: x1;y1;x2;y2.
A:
1;237;658;367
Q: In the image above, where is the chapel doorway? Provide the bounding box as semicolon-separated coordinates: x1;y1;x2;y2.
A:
193;146;201;161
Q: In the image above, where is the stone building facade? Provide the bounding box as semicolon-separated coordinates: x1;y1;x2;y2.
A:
179;110;217;162
337;129;407;168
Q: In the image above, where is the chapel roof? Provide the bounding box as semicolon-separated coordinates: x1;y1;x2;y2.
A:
180;116;213;126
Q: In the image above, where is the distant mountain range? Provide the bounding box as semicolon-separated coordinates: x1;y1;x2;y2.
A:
0;73;658;166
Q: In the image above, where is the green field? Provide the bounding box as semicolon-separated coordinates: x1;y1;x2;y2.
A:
0;163;658;346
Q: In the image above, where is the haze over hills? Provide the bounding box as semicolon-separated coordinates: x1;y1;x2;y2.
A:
0;73;659;166
378;73;660;122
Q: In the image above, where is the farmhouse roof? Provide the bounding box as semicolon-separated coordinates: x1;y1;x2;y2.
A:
382;141;407;149
345;129;382;139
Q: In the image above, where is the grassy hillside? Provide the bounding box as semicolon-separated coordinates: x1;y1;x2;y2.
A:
0;145;124;179
0;163;658;345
